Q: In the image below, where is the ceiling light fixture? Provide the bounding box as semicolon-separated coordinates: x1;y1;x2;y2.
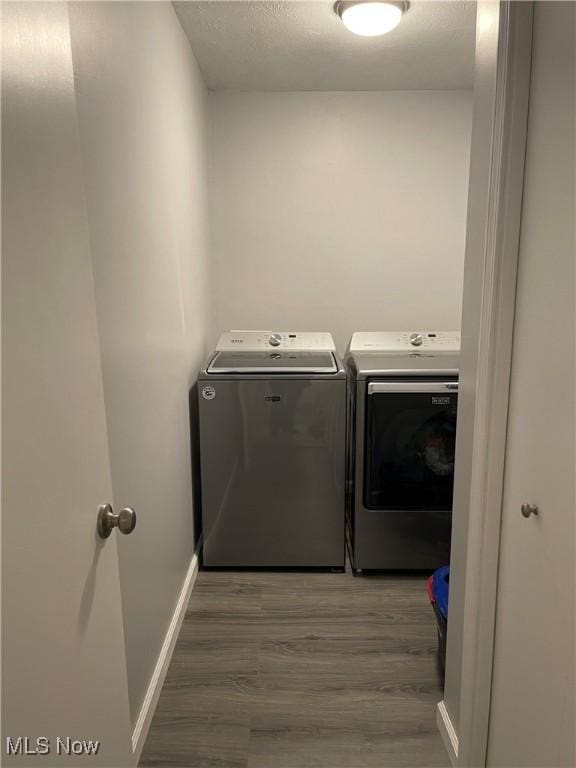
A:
335;1;408;37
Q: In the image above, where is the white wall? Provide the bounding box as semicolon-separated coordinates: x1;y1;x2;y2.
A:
68;2;212;725
209;91;472;352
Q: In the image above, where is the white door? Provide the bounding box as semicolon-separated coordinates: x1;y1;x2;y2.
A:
2;4;133;766
487;3;575;766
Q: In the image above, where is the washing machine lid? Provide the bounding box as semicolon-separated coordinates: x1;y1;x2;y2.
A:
207;350;338;374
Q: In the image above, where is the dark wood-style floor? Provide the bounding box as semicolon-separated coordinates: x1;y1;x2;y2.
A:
139;568;448;768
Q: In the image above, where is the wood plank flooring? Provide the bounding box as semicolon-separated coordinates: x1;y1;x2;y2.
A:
139;569;448;768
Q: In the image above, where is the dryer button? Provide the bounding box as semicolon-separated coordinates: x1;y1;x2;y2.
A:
269;334;282;347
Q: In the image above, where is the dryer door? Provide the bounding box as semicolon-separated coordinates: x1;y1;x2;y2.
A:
364;381;458;512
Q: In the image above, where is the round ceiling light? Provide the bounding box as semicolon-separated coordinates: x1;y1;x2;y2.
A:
335;1;408;37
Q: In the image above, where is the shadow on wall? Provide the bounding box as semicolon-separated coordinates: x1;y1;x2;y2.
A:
78;529;106;639
189;385;203;548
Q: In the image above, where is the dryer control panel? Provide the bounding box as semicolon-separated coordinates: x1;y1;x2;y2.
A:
348;331;460;354
216;330;336;352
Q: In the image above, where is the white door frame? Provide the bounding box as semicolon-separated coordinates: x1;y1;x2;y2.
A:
437;2;534;766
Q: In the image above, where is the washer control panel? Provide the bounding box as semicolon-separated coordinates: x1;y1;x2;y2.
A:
216;330;336;352
348;331;460;354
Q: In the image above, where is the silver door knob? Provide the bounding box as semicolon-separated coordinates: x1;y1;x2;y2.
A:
521;503;538;518
97;504;137;538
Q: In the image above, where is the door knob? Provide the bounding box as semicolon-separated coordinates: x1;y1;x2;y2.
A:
521;503;539;519
97;504;137;538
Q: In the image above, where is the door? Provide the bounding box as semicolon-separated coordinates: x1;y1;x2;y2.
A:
2;4;133;766
487;3;575;765
364;381;459;511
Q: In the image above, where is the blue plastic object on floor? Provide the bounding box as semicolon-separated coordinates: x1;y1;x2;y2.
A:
430;565;449;620
427;565;450;680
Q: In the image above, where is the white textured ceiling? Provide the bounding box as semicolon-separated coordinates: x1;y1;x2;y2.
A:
174;1;476;91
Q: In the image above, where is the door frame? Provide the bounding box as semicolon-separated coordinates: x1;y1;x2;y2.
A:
437;2;534;766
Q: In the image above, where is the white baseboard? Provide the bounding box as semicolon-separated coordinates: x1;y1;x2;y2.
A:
131;539;201;763
437;700;459;766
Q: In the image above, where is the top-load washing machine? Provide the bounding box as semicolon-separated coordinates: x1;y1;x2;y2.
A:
198;331;346;568
345;331;460;571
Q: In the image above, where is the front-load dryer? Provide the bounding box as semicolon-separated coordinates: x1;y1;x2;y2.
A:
345;331;460;571
198;331;346;568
